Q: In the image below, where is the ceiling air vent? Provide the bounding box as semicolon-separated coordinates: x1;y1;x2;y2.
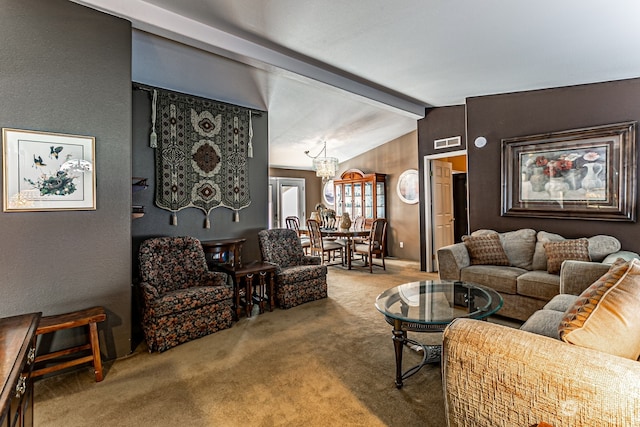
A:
434;136;461;150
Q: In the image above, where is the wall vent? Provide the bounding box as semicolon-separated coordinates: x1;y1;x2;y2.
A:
434;136;461;150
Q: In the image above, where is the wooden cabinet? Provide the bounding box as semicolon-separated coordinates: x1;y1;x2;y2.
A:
334;169;386;224
0;313;40;427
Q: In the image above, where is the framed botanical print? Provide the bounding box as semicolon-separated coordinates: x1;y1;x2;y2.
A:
3;128;96;211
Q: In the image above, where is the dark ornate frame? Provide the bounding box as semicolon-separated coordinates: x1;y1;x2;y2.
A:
501;121;637;221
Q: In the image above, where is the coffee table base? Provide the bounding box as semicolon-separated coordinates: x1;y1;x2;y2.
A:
390;318;445;389
398;338;442;387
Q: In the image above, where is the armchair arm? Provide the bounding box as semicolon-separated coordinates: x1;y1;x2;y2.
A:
437;243;470;280
559;260;609;295
201;270;230;287
443;319;640;427
301;255;322;265
138;281;159;302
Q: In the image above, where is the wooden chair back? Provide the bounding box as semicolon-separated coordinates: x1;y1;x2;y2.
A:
285;216;301;232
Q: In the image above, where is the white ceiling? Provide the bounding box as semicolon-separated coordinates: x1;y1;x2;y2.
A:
73;0;640;169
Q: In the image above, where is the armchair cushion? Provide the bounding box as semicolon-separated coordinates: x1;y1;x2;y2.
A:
544;238;590;274
145;285;235;317
462;234;509;266
277;264;326;285
559;258;640;360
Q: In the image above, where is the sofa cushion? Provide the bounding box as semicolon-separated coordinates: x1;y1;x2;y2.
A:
587;235;621;262
544;238;590;274
543;294;579;312
602;250;640;264
516;270;560;301
462;234;510;266
471;228;537;270
532;231;565;271
559;258;640;360
520;309;565;339
460;265;525;295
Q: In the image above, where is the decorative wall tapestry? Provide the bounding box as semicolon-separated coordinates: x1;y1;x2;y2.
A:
151;88;253;228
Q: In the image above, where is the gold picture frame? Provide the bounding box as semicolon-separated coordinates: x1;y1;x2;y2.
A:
3;128;96;212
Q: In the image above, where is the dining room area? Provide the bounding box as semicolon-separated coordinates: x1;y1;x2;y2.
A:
286;209;388;273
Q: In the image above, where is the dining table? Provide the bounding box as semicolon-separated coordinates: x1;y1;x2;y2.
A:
300;228;370;270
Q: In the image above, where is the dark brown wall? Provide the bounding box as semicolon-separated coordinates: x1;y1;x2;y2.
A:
0;0;132;357
338;131;420;260
466;79;640;252
417;79;640;264
417;106;466;269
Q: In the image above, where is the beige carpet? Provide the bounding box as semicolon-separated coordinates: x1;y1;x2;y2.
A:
34;259;516;427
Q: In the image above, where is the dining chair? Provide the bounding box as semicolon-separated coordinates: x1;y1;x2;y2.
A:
354;218;388;273
307;218;344;266
350;215;368;254
285;215;311;254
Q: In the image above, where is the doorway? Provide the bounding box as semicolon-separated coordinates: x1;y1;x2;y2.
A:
268;177;306;228
423;151;468;272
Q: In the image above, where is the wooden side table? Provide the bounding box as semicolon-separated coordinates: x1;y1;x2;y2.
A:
218;261;277;318
201;238;246;270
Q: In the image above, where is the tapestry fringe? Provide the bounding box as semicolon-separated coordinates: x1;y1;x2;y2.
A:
204;216;210;229
150;89;158;148
233;211;240;222
170;212;177;226
247;110;253;158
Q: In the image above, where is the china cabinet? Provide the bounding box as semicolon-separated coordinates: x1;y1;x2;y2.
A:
333;169;386;225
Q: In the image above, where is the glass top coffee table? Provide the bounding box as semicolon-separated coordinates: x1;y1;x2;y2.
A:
375;280;503;388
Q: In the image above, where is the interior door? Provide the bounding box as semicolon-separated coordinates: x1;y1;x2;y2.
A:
431;160;454;270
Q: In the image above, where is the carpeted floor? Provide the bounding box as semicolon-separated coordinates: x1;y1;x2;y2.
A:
34;259;518;426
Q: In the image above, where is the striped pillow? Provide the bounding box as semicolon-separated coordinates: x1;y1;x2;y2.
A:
462;234;510;266
559;258;640;360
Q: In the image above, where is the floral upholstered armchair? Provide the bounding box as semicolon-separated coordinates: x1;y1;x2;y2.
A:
137;236;234;352
258;229;328;309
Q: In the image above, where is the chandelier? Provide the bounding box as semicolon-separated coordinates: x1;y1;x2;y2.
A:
305;141;339;183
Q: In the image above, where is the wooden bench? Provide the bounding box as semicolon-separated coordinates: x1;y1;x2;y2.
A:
31;306;106;382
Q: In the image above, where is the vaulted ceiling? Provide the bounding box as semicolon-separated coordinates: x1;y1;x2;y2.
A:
73;0;640;169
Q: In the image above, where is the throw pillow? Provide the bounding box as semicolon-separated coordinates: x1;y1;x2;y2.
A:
473;229;536;269
558;258;640;360
532;231;565;271
544;238;590;275
499;228;537;270
587;235;621;262
462;234;510;266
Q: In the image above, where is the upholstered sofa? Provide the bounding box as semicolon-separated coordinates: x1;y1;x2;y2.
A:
437;228;635;321
442;258;640;427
